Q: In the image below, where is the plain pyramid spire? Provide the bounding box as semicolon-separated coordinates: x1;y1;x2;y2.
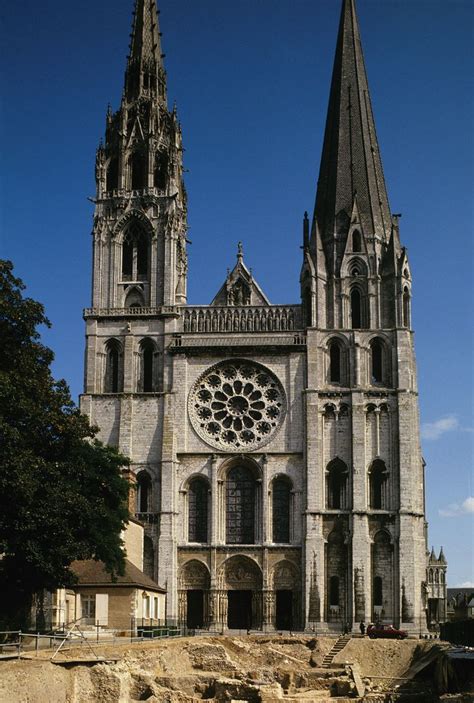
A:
313;0;391;259
125;0;167;103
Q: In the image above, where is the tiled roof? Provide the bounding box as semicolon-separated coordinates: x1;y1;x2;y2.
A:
70;559;166;593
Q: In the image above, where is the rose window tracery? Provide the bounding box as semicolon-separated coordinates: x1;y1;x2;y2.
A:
188;360;286;451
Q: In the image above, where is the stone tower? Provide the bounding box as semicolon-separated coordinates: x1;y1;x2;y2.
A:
81;0;437;633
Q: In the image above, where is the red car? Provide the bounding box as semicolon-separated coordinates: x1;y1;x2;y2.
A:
367;624;408;640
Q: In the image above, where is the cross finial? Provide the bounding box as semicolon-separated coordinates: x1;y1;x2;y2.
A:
237;241;243;261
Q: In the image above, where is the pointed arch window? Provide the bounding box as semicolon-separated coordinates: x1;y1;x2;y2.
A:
373;576;383;607
369;459;388;509
130;150;147;190
136;470;152;513
106;157;118;191
403;287;411;328
188;477;209;543
226;465;256;545
143;535;154;579
122;226;149;281
326;459;349;509
370;338;384;384
352;229;362;252
350;287;362;328
138;339;155;392
272;477;291;543
329;576;340;607
104;339;123;393
303;288;312;327
154;151;168;189
329;339;342;383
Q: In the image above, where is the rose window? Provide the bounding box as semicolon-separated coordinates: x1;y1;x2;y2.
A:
188;360;286;451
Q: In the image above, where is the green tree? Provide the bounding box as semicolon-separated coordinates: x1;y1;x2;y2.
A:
0;260;130;628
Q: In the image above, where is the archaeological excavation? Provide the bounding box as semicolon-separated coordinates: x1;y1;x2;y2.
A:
1;634;473;702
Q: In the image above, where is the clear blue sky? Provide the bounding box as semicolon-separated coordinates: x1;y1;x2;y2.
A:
1;0;473;586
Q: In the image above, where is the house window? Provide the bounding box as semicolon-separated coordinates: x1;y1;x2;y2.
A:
226;465;256;544
188;477;209;543
82;595;96;623
272;477;291;543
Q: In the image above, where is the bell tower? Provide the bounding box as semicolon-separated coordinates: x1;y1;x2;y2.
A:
92;0;187;311
302;0;427;633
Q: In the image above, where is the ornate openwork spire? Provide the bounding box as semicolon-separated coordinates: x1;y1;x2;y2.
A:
313;0;391;259
125;0;167;103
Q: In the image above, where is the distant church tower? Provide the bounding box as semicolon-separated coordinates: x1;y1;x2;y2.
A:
81;0;441;633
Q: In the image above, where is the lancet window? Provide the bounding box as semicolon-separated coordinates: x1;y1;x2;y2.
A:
369;459;388;509
138;339;155;392
272;477;291;543
188;477;209;543
122;225;149;281
104;339;123;393
329;339;342;383
226;465;256;545
136;470;152;513
326;459;349;509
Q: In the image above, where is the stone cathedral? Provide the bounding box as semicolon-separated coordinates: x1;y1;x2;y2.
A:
81;0;446;633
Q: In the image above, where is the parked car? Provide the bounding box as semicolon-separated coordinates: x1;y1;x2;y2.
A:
367;624;408;639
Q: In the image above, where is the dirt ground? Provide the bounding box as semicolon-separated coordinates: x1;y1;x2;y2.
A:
0;635;448;703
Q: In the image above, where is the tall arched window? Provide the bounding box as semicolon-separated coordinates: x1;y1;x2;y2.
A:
154;151;168;189
403;287;410;328
352;229;362;252
188;477;209;543
303;288;312;327
329;339;342;383
143;536;154;579
106;157;118;191
272;477;291;543
122;226;149;281
326;459;349;509
104;339;122;393
139;339;155;392
226;465;256;544
373;576;383;607
136;471;152;513
369;460;388;509
329;575;340;606
130;151;147;190
350;287;362;329
370;338;384;383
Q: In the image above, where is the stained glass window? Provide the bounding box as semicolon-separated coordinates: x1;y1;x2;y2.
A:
272;478;290;543
188;478;208;542
226;466;255;544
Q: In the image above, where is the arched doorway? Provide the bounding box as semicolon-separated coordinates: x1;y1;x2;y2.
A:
273;560;300;630
222;555;262;630
179;560;210;629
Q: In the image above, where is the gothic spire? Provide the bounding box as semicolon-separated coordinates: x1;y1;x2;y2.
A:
125;0;167;103
313;0;391;258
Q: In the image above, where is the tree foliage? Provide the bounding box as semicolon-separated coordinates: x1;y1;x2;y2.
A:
0;260;130;627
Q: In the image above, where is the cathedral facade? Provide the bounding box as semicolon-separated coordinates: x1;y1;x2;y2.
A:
81;0;439;633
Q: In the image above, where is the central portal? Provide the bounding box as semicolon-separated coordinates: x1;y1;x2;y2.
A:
227;590;252;629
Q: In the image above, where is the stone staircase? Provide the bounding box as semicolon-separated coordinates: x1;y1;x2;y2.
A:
321;634;351;668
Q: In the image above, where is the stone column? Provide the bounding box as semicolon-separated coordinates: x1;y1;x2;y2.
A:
261;455;269;543
210;455;218;544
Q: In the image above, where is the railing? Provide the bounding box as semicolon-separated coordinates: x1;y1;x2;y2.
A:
83;306;179;318
101;186;169;199
170;334;306;349
183;305;302;333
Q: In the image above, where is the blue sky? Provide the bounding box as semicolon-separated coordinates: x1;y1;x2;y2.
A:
1;0;473;586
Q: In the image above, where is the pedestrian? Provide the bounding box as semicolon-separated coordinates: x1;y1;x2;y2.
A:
359;620;365;636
